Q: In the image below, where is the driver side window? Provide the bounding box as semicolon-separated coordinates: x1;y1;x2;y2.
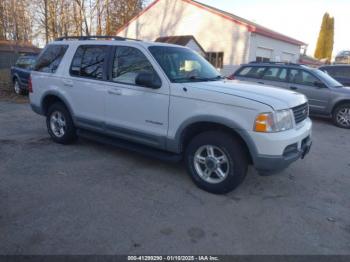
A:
290;69;319;87
112;46;159;86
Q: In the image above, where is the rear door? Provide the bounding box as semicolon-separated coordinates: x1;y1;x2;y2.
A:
259;66;290;89
288;69;332;113
68;45;110;131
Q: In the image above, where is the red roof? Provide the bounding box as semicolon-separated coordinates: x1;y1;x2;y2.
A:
117;0;306;46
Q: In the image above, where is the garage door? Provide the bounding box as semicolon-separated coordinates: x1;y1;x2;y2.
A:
282;52;295;62
256;47;272;62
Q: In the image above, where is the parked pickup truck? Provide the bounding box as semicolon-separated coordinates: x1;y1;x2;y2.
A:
29;36;312;194
11;55;37;95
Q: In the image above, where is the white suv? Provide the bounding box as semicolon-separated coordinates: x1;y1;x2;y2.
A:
29;36;312;194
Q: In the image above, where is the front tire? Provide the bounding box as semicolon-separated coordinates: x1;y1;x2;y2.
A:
185;131;248;194
46;102;77;144
332;103;350;129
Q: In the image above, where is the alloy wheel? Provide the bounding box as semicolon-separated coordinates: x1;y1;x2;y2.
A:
193;145;230;184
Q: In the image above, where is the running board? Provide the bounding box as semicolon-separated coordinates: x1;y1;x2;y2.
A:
77;129;182;163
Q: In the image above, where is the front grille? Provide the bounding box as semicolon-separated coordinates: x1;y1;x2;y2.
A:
292;103;309;124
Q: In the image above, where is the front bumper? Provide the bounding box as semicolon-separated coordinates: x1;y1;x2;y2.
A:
249;118;312;173
254;136;312;173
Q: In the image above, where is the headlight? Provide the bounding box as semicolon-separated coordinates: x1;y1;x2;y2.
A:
254;109;294;132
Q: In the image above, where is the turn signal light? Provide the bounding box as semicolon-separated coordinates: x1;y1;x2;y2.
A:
254;113;273;132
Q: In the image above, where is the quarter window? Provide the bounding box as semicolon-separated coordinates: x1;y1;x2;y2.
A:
112;46;159;86
262;67;288;82
35;45;68;73
290;69;319;87
236;66;266;78
70;45;107;80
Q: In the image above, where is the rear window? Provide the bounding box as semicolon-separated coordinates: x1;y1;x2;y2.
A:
70;45;107;80
236;66;266;78
35;45;68;73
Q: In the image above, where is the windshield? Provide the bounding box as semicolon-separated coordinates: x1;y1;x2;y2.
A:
149;46;222;83
313;69;343;88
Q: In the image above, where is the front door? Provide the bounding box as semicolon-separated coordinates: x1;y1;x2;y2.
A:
105;45;169;149
288;69;331;113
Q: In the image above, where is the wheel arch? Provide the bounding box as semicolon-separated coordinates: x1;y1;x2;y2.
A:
332;99;350;114
41;92;74;118
169;117;258;164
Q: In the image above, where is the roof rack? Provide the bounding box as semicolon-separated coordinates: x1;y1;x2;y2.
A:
249;61;303;66
55;35;141;42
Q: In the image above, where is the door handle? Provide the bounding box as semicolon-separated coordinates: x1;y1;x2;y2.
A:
63;80;73;87
108;89;122;96
258;82;264;84
290;86;298;90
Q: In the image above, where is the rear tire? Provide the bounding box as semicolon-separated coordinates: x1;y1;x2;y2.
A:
46;102;77;144
185;131;248;194
332;103;350;129
13;79;24;95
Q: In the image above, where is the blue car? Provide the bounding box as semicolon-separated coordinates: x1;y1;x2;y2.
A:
11;55;37;95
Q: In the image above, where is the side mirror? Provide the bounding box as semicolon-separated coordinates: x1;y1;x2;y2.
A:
135;72;161;89
314;81;326;88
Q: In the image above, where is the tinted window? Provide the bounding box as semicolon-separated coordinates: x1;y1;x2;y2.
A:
290;69;319;87
112;46;159;86
70;45;107;80
35;45;68;73
262;67;287;82
236;66;266;78
324;67;350;78
16;57;36;69
149;46;220;83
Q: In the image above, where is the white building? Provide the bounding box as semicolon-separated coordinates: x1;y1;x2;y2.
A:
117;0;306;76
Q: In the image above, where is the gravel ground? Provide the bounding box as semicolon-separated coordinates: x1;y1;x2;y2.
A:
0;99;349;255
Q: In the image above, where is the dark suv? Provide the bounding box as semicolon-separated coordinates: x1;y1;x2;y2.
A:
319;65;350;86
230;62;350;128
11;55;37;95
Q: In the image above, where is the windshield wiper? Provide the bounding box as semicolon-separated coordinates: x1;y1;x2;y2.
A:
173;75;223;83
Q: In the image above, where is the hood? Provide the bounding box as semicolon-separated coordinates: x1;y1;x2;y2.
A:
183;80;307;110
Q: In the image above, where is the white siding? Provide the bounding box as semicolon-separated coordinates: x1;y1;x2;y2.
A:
186;39;205;57
249;33;301;63
117;0;250;76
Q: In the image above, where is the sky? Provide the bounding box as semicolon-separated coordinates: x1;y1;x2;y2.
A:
147;0;350;57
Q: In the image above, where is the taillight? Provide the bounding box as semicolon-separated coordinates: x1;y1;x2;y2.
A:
28;76;33;93
227;75;235;80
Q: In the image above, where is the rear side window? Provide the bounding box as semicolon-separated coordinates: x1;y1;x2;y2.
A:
35;45;68;73
261;67;288;82
70;45;107;80
236;66;266;78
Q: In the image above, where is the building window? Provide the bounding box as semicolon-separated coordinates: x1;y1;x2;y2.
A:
256;56;270;63
207;52;224;69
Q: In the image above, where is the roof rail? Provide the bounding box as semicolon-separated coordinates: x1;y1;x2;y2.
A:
55;35;141;42
249;61;302;66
